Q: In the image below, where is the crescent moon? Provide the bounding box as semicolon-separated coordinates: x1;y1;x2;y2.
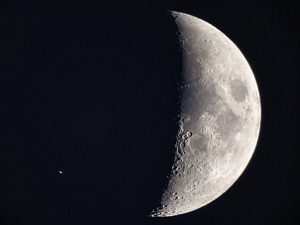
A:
150;11;261;217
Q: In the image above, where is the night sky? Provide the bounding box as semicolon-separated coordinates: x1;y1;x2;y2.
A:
0;0;299;225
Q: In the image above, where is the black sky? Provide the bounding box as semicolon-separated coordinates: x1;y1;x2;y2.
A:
0;0;299;225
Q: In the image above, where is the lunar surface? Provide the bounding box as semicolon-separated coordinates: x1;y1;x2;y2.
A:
150;11;261;217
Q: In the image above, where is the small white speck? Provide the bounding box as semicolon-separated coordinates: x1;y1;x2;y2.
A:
58;171;63;174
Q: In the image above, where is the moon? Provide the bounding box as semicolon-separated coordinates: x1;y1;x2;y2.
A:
150;11;261;217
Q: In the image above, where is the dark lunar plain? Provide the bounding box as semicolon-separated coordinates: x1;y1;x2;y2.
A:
0;0;299;225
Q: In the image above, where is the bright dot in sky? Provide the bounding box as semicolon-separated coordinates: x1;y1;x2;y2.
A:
58;171;63;174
